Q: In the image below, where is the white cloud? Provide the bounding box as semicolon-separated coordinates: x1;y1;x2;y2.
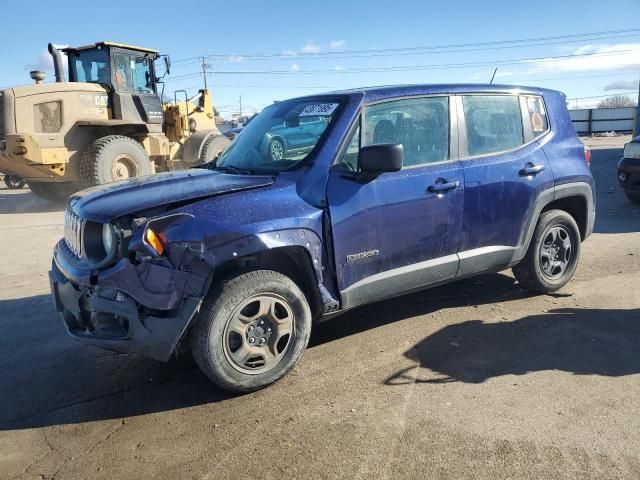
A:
334;65;345;71
494;70;514;78
522;43;640;73
330;40;346;49
604;79;639;91
291;63;300;72
25;43;68;74
228;55;244;63
301;42;321;54
281;50;297;57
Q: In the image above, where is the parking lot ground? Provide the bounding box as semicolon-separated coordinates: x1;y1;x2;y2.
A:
0;135;639;480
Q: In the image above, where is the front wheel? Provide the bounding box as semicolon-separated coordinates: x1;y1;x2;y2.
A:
625;190;640;204
268;138;285;161
4;175;26;189
512;209;582;293
190;270;312;393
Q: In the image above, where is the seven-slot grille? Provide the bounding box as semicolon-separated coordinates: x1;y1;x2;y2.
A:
64;208;84;258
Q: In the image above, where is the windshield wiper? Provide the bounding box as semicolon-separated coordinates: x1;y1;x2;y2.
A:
214;165;257;175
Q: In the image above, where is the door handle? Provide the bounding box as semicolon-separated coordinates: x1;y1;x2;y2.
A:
427;180;459;194
520;164;545;176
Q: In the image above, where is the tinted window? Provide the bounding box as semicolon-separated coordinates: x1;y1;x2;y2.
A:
463;95;523;156
364;97;449;167
523;95;549;138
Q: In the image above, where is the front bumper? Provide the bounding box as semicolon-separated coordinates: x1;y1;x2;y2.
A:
50;241;206;361
618;157;640;194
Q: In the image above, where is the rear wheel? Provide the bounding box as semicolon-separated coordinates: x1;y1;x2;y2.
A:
625;190;640;204
191;270;312;393
199;134;231;164
29;182;79;203
512;209;581;293
4;175;26;189
80;135;151;187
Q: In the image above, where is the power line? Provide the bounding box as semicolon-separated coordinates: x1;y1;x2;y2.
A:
168;72;639;93
171;28;640;64
164;49;634;80
172;33;640;66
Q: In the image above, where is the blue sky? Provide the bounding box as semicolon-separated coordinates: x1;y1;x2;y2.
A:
1;0;639;116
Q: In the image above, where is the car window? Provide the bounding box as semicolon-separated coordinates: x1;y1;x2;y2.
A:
463;95;523;156
523;95;549;138
364;97;449;167
336;123;361;171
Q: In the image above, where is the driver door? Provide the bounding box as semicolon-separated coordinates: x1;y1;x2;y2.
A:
326;96;464;309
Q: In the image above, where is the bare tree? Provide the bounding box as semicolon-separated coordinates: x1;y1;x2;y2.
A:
597;95;637;108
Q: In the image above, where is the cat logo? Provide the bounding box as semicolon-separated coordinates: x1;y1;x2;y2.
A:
95;95;108;107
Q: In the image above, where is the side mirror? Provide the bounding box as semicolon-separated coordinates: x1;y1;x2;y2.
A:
164;56;171;75
358;144;403;174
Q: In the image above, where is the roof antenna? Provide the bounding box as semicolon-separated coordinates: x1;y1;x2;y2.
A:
489;67;498;85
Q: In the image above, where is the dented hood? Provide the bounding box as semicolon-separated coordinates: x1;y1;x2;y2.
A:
68;169;275;223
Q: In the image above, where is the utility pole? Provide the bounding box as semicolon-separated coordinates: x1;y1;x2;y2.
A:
200;57;212;90
634;77;640;137
239;95;243;118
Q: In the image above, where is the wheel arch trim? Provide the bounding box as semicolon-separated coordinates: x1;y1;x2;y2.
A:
194;228;338;318
514;182;595;264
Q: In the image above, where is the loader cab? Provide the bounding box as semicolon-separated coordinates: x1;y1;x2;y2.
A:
63;42;164;127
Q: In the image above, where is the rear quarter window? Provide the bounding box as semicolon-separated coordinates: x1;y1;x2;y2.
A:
522;95;549;139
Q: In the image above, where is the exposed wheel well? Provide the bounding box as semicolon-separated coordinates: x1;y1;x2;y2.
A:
269;136;286;147
541;195;588;240
213;247;323;319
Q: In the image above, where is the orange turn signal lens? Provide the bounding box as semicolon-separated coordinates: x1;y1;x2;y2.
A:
145;227;164;255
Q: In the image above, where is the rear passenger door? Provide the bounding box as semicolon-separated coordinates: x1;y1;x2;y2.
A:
456;94;554;276
327;96;465;308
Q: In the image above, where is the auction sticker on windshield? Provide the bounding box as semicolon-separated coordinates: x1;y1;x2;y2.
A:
300;103;339;117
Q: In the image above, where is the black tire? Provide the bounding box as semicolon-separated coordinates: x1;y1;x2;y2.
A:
191;270;312;393
513;209;581;293
80;135;151;187
625;190;640;204
29;182;79;203
268;137;285;161
4;175;26;189
199;134;231;163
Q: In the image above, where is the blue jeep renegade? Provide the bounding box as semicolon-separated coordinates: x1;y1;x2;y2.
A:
50;84;596;392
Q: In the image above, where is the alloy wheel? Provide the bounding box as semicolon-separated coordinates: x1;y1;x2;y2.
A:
270;140;284;161
223;294;295;375
539;225;572;279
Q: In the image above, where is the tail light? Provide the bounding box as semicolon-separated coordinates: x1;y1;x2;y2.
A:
583;145;591;167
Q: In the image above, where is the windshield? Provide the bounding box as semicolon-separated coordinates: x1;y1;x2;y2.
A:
216;98;342;173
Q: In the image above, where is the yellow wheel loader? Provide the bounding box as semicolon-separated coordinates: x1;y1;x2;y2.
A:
0;42;230;202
